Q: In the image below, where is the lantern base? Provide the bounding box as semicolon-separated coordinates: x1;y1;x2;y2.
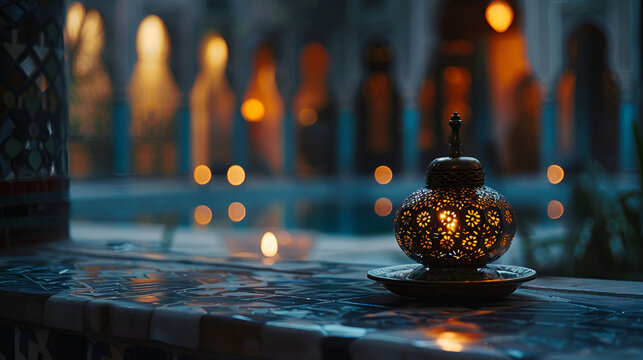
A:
367;264;536;300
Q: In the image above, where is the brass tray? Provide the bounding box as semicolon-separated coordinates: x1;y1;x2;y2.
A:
367;264;537;300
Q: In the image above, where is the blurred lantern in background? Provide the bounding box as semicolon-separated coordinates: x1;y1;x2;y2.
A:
190;33;235;172
293;42;337;176
128;14;180;175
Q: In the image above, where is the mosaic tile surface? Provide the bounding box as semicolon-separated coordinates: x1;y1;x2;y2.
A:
0;243;642;359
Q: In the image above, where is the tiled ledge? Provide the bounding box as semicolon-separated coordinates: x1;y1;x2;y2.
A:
0;242;642;359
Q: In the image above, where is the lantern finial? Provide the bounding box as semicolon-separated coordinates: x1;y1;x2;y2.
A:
449;112;462;158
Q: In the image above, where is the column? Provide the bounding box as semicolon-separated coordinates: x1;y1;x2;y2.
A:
0;0;69;247
540;90;557;168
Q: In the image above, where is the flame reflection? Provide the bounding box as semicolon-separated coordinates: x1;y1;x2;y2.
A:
261;231;278;257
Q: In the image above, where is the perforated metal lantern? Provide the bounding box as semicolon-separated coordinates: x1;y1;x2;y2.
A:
394;113;515;267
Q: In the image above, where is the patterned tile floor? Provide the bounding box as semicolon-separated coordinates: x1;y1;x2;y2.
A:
0;241;642;359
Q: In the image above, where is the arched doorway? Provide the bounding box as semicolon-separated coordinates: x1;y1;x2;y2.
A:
557;24;619;171
355;42;402;175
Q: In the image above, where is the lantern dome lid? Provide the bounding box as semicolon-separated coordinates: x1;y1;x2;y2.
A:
425;112;485;188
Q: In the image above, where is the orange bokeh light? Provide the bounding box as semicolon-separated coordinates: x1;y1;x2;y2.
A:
547;165;564;184
228;202;246;222
194;205;212;225
227;165;246;186
298;108;318;126
241;98;265;122
547;200;564;219
374;197;393;217
485;0;514;33
374;165;393;185
193;164;212;185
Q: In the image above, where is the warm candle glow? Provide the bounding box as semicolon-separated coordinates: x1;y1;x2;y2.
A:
194;205;212;225
547;165;564;184
193;164;212;185
227;165;246;186
374;165;393;185
485;0;514;33
261;231;278;257
228;202;246;222
436;332;464;352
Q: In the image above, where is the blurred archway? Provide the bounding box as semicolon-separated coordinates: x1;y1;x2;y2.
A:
242;43;284;174
355;42;401;175
190;33;235;173
293;42;337;176
557;24;619;171
128;15;180;175
65;2;113;178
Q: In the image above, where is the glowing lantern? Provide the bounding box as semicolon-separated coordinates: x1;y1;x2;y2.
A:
368;113;536;299
485;0;514;33
391;113;515;267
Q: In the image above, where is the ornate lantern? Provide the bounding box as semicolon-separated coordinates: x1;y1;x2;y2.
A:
368;113;536;299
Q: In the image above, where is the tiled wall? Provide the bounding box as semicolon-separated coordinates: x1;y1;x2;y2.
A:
0;0;69;247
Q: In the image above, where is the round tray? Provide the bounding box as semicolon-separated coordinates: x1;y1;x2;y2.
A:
367;264;537;300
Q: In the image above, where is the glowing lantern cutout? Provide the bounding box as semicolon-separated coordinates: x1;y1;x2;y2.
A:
485;0;514;33
394;113;515;267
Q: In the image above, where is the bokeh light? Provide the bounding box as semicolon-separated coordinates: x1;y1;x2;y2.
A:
436;332;464;352
374;197;393;217
194;205;212;225
204;34;228;70
228;202;246;222
136;15;168;61
547;165;564;184
547;200;564;219
241;98;265;122
261;231;278;257
227;165;246;186
485;0;514;33
298;108;318;126
193;164;212;185
374;165;393;185
65;2;85;46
